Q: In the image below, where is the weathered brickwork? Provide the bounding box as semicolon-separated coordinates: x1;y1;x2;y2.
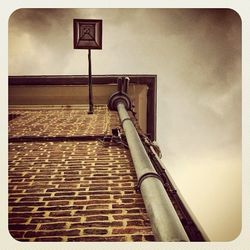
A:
8;105;155;242
9;106;120;137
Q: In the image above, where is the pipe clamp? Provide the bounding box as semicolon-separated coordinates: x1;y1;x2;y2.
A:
135;172;164;193
121;117;132;127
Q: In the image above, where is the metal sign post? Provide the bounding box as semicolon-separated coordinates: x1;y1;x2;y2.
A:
88;49;93;114
73;19;103;114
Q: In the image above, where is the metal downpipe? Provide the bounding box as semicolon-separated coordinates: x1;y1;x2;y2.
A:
117;102;189;241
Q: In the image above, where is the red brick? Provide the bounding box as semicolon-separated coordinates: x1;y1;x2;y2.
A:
113;194;141;199
31;217;81;223
9;218;29;224
131;235;143;241
71;221;123;228
83;229;108;235
86;204;109;210
42;196;87;201
144;235;155;241
112;227;152;234
127;209;143;214
16;238;30;242
68;236;126;241
24;229;80;238
9;231;25;239
88;186;109;191
119;198;135;203
85;216;109;222
78;199;117;205
49;211;72;217
89;176;121;181
11;193;51;198
112;203;145;209
75;209;122;216
20;197;41;202
39;223;66;230
12;207;34;212
34;237;64;241
47;201;70;206
63;177;81;181
89;195;111;200
38;206;84;212
9;202;45;207
126;220;145;227
113;215;146;220
78;191;121;195
58;183;80;188
54;192;76;196
9;212;45;218
9;224;37;230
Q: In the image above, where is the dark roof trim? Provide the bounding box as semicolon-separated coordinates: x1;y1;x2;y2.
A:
9;75;157;140
9;75;156;86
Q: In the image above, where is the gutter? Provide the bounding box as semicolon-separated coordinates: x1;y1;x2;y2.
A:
143;137;209;241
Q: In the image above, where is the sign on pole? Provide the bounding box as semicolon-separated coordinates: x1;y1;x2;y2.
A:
73;19;103;114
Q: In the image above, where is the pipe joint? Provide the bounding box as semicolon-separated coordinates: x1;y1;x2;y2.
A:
135;172;164;193
120;117;132;127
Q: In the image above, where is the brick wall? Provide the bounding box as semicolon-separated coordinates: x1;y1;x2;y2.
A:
9;106;120;137
8;105;155;241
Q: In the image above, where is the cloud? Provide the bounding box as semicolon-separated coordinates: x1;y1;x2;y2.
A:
8;8;241;241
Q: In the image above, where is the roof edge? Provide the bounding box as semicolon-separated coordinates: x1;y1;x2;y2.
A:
9;74;156;85
9;74;157;141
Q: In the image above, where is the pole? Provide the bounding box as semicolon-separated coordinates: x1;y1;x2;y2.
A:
116;102;189;241
88;49;93;114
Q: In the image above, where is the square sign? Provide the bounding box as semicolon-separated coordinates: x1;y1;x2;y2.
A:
73;19;102;49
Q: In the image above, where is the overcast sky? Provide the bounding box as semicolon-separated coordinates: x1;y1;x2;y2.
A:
9;8;241;241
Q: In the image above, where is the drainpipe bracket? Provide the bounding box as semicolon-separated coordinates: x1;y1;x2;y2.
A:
135;172;164;193
108;92;132;111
